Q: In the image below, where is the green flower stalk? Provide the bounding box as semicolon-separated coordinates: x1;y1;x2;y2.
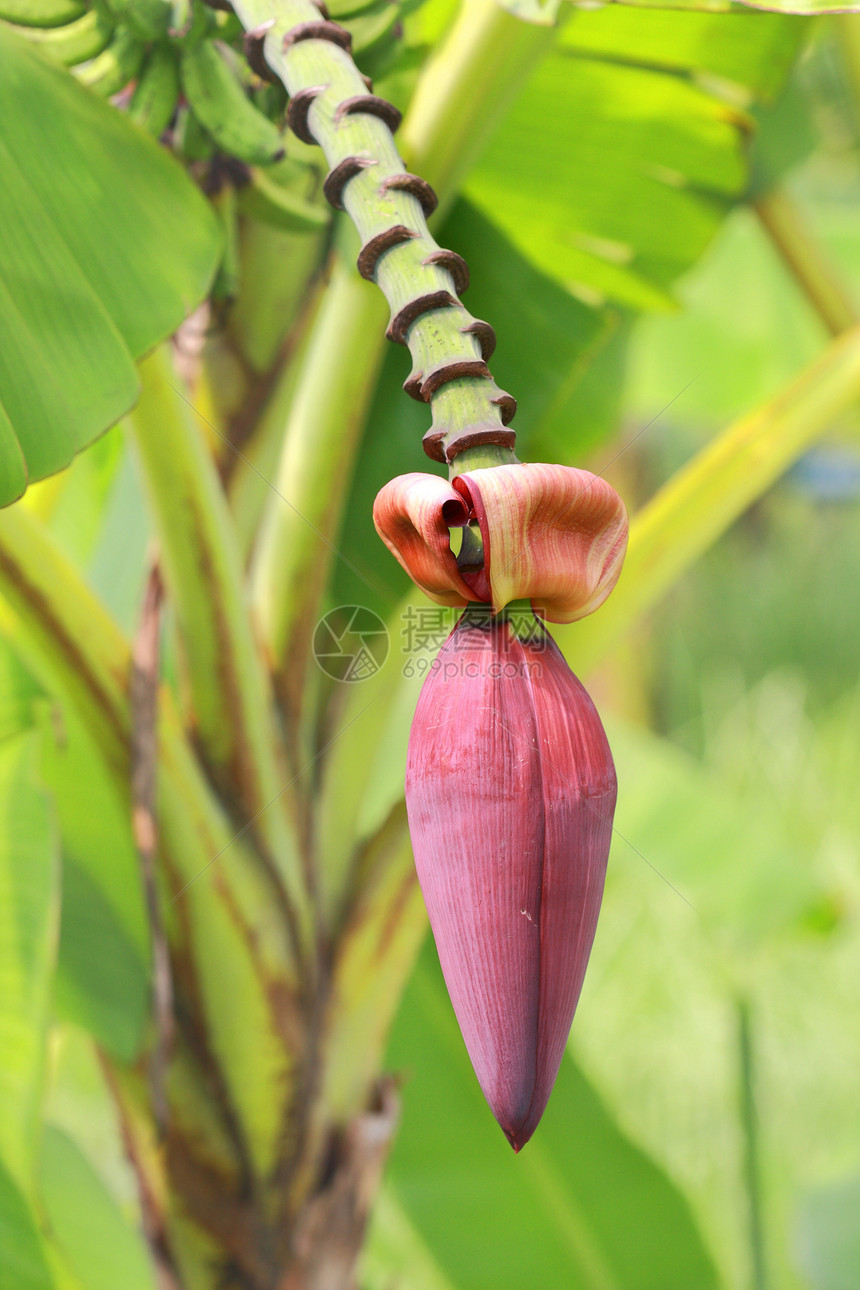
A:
231;0;519;465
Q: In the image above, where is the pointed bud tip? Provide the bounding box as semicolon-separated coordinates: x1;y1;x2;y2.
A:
499;1107;540;1153
506;1131;525;1154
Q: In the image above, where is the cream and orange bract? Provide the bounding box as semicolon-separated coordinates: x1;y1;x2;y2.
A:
373;463;628;622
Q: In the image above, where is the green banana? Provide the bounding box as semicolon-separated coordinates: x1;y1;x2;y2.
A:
0;0;86;27
12;6;113;65
168;0;190;35
237;166;329;234
173;104;214;161
180;39;284;166
128;44;179;136
168;0;213;48
74;25;144;97
210;185;240;303
104;0;170;42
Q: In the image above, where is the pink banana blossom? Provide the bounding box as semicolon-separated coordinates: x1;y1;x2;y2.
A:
375;463;627;1148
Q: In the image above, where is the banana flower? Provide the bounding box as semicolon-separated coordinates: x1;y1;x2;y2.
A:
374;463;628;1149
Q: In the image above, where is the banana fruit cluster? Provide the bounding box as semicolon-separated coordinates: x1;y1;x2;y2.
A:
3;0;419;300
3;0;416;163
0;0;286;163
